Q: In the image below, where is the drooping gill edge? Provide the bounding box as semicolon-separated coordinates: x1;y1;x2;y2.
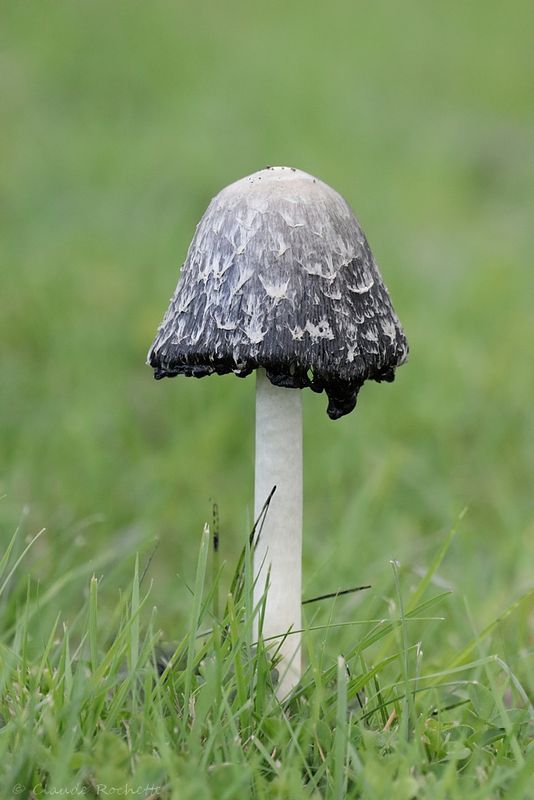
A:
150;349;391;420
148;167;408;419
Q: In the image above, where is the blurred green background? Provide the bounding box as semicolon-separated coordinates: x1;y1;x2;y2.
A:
1;0;533;633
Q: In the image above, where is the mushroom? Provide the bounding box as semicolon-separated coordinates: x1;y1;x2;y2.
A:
148;166;408;697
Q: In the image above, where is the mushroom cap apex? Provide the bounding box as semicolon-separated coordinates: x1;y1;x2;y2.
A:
217;165;342;204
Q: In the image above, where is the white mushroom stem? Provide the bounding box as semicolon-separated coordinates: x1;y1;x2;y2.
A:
253;368;302;697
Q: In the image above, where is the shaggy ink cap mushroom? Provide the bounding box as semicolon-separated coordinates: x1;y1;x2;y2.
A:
148;166;408;418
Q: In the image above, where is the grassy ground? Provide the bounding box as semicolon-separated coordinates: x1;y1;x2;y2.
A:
1;1;533;796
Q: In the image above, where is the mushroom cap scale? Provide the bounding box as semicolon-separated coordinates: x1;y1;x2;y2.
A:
148;166;408;419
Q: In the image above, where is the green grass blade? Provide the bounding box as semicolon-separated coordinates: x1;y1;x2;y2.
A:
0;527;45;598
407;508;467;613
333;655;348;800
89;574;98;673
182;524;210;733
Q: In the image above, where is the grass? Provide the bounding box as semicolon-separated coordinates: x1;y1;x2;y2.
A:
1;0;533;796
0;519;532;798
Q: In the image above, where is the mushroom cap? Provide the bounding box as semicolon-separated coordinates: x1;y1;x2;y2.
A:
148;166;408;419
